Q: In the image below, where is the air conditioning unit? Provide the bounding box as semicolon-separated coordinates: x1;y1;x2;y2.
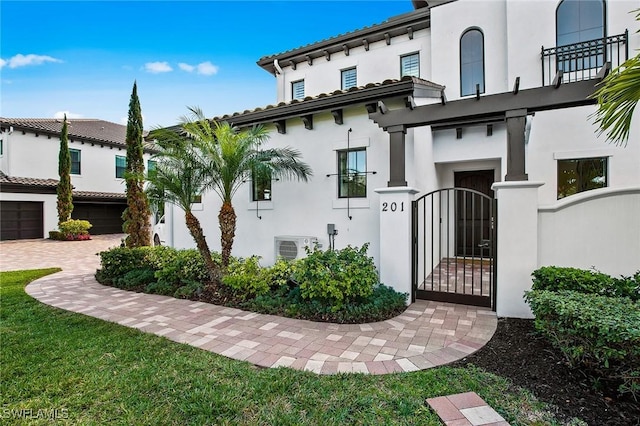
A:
274;236;319;260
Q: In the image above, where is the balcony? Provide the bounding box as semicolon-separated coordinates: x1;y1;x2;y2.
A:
541;31;628;86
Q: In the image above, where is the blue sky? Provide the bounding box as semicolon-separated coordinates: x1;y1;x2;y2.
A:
1;1;413;128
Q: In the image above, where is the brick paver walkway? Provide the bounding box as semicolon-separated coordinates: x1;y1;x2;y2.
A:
2;235;497;375
426;392;510;425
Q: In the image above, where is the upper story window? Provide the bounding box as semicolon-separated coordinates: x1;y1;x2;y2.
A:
557;157;607;199
556;0;605;71
70;148;81;175
115;155;126;179
147;159;157;179
460;28;485;97
400;53;420;78
292;80;305;100
252;172;272;201
338;148;367;198
341;67;357;90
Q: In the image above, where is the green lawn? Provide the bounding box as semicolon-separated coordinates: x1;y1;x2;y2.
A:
1;269;563;425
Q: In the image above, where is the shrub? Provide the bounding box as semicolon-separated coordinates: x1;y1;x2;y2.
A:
264;258;297;288
59;219;92;236
525;290;640;397
153;249;209;288
222;256;270;300
293;244;379;310
96;247;153;284
532;266;639;301
115;268;156;291
48;231;64;240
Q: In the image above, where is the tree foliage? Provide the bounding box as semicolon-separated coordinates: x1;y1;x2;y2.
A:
56;115;73;224
122;81;151;247
592;9;640;146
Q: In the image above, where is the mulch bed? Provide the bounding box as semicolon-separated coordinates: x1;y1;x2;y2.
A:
451;318;639;426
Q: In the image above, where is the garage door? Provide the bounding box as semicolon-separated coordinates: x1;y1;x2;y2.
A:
0;201;44;240
72;203;126;235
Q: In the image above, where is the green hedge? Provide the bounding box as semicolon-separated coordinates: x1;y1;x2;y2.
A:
525;290;640;397
293;244;379;310
532;266;639;301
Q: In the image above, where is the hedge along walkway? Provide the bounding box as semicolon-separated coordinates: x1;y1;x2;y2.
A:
3;235;497;375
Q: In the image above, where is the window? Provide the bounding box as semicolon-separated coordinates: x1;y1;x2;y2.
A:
252;173;272;201
400;53;420;78
192;194;202;204
557;157;607;199
115;155;126;178
147;159;157;179
460;28;485;97
0;138;3;155
556;0;605;71
70;148;81;175
292;80;305;100
338;148;367;198
341;67;357;90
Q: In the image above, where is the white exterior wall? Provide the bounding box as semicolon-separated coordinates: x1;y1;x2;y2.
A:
430;0;508;101
276;30;431;102
538;188;640;277
171;108;391;269
1;130;152;194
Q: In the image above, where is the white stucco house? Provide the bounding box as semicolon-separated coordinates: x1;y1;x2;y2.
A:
160;0;639;317
0;118;154;240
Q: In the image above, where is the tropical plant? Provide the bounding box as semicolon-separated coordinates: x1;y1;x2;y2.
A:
56;115;73;224
591;9;640;146
176;107;312;267
146;124;220;284
122;81;152;247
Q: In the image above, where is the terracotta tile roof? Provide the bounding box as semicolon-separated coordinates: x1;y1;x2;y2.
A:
0;118;129;146
0;171;58;188
73;191;126;200
213;76;444;126
257;8;433;74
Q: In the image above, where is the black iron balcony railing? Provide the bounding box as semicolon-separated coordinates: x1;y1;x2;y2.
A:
542;31;628;86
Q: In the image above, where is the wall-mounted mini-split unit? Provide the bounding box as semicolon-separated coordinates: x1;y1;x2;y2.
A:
274;236;319;260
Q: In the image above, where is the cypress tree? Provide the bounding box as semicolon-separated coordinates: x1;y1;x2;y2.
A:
122;81;151;247
56;115;73;224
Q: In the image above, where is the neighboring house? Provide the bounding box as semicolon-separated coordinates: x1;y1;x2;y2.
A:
0;118;155;240
161;0;640;317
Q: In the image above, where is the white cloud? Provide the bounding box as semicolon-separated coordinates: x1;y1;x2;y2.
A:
0;54;62;69
178;61;219;76
196;61;219;76
54;111;84;119
178;62;195;72
144;61;173;74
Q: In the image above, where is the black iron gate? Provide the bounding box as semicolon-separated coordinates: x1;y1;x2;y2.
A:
412;188;497;309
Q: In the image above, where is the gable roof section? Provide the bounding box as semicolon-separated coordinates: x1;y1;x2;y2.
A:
0;171;58;191
214;76;444;128
0;171;126;200
257;8;432;75
0;118;143;150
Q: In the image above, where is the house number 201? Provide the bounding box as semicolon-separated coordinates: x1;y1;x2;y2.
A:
382;202;404;212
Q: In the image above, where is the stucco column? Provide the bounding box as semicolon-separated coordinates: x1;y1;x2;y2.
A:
492;181;544;318
505;109;528;181
387;125;407;187
375;186;419;303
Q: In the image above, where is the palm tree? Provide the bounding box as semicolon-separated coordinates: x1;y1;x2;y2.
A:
179;107;312;267
146;125;220;283
592;9;639;147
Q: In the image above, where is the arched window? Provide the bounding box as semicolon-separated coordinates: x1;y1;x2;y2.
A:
460;28;485;97
556;0;605;71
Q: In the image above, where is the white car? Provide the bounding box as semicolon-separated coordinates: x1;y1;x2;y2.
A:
152;215;166;246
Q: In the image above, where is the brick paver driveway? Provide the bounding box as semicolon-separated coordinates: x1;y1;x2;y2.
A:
1;235;497;375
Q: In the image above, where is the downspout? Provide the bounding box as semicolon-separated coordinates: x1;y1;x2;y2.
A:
274;59;285;102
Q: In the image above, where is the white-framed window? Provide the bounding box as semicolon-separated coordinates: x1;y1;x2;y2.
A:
70;148;81;175
115;155;126;178
400;53;420;78
292;80;305;100
341;67;357;90
338;148;367;198
251;173;272;201
557;157;607;199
